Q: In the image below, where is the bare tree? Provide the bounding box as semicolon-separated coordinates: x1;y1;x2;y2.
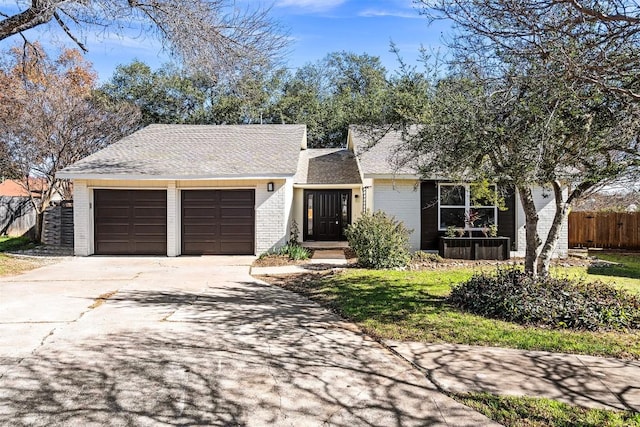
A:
0;0;288;81
0;44;140;239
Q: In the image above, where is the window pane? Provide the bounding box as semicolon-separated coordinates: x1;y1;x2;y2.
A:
470;184;497;207
440;208;465;229
341;193;349;232
440;185;465;206
307;193;313;235
472;208;496;228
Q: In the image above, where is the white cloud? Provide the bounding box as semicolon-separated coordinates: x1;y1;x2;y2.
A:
275;0;346;12
358;8;420;19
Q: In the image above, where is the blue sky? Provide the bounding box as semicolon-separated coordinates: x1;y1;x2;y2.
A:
0;0;450;81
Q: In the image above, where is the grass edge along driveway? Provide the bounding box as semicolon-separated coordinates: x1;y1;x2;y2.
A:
260;265;640;360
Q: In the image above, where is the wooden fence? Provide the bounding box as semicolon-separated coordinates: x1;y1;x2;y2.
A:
0;196;36;236
569;211;640;249
42;201;74;247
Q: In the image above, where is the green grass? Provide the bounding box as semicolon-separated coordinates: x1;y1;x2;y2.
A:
281;267;640;359
0;236;36;252
452;392;640;427
551;252;640;294
0;236;41;276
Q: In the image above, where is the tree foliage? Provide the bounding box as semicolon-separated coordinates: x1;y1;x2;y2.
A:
0;44;140;237
420;0;640;100
0;0;288;83
403;0;640;276
99;51;429;147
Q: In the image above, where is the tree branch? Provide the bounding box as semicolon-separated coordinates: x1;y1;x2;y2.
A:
0;0;63;41
53;11;87;52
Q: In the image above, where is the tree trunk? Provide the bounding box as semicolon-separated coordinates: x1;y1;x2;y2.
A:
537;180;595;277
536;181;567;277
518;185;542;277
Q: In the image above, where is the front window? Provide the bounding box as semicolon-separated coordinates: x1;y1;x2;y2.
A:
439;183;498;230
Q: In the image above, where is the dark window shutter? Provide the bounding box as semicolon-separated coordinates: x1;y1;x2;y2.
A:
420;181;440;250
497;186;517;250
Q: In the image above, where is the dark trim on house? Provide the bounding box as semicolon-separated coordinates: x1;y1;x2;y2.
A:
420;181;517;251
497;186;517;251
420;181;440;250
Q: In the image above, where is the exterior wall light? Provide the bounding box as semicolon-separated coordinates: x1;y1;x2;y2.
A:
267;182;275;192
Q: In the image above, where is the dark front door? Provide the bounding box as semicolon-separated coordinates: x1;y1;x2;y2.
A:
304;190;351;241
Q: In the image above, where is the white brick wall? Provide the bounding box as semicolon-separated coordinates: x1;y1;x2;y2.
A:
72;181;91;256
255;180;289;253
515;186;569;257
372;179;421;251
166;182;179;257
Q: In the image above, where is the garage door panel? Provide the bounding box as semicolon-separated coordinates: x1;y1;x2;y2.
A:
221;207;253;218
181;190;254;255
220;191;253;202
96;206;130;217
219;241;253;254
183;208;217;218
220;226;253;236
183;224;219;235
94;190;167;255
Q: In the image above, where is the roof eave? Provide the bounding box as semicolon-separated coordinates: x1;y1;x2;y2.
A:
56;172;295;181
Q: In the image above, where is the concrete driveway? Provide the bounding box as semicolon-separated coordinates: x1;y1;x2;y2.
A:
0;257;494;426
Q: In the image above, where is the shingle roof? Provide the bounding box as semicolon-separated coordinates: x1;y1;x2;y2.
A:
295;148;362;185
57;124;307;179
349;126;419;176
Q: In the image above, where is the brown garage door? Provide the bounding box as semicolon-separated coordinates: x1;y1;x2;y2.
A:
182;190;255;255
94;190;167;255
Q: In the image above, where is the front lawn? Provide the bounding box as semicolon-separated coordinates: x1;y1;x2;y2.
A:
552;252;640;294
0;236;35;252
453;392;640;427
262;265;640;359
0;236;46;276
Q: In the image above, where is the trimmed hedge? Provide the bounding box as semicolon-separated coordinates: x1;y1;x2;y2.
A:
449;268;640;331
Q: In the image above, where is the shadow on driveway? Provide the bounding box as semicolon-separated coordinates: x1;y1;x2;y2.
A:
1;279;493;426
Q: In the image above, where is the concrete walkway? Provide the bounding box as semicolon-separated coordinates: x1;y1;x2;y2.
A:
387;341;640;412
0;257;496;426
251;249;349;275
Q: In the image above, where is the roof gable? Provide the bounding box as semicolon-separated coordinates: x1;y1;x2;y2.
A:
295;148;362;185
58;124;307;179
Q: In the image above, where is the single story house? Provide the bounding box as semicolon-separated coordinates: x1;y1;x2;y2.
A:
57;124;568;257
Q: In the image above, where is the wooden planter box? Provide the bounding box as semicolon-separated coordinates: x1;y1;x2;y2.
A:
439;237;511;260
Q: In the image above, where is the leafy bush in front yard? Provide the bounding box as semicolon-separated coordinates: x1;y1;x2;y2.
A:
345;211;411;269
449;268;640;331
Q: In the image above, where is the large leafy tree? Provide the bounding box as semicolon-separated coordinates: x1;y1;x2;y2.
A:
275;51;391;147
0;44;140;238
401;0;640;276
98;61;211;125
99;60;289;125
403;65;639;276
100;52;408;147
0;0;288;81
